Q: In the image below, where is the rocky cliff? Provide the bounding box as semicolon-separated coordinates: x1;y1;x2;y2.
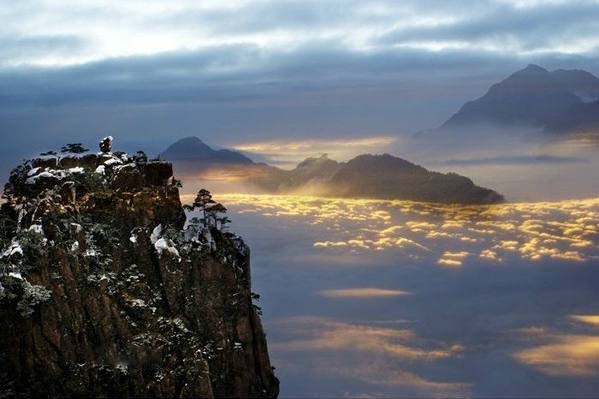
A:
0;138;279;398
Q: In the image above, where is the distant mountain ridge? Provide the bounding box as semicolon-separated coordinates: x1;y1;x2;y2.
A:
160;136;253;164
161;138;504;204
442;64;599;133
325;154;502;204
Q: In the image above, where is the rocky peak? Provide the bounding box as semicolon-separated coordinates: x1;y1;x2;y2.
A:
517;64;548;75
327;153;504;204
0;137;279;398
295;154;336;169
160;137;253;164
442;64;583;128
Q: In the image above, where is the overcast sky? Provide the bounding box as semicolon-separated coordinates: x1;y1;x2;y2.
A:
1;0;599;178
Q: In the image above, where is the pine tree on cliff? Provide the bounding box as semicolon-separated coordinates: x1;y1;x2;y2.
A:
193;189;215;226
206;203;227;229
133;150;148;163
185;189;229;230
61;143;89;154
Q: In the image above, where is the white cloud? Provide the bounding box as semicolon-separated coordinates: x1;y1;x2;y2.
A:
1;0;598;67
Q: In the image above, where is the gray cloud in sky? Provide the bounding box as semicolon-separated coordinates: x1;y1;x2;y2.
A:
1;0;598;109
377;1;599;52
1;43;596;108
0;34;87;62
2;1;599;64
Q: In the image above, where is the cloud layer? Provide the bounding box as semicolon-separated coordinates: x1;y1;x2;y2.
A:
3;0;599;67
1;0;599;108
219;193;599;397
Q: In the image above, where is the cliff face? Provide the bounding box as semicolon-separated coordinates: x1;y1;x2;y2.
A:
0;139;279;398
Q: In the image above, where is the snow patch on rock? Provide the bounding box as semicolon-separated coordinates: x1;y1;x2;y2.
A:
150;225;162;245
154;238;180;261
104;158;122;166
27;167;41;177
67;167;85;174
28;224;43;235
2;241;23;259
8;271;23;280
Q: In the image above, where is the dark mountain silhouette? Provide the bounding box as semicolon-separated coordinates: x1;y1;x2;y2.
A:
550;68;599;102
160;139;503;204
252;153;503;204
544;100;599;133
442;64;599;133
160;136;253;164
280;155;341;189
324;154;503;204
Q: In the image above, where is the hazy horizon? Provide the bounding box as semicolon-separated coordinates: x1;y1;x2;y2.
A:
2;1;599;201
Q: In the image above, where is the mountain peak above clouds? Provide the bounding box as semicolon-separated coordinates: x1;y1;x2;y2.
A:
159;139;504;204
441;65;599;131
160;136;253;164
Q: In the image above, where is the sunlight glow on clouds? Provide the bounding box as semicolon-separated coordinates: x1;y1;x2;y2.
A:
570;315;599;327
213;194;599;265
319;288;412;298
515;314;599;377
232;136;397;166
270;316;469;397
516;335;599;376
438;251;469;267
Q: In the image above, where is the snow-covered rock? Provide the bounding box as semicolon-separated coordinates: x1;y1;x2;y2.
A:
154;238;180;260
28;224;43;235
8;271;23;280
2;241;23;259
150;225;162;245
27;167;41;177
26;171;59;184
67;167;85;174
100;136;113;153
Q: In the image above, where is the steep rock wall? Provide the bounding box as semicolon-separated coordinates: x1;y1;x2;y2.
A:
0;140;278;398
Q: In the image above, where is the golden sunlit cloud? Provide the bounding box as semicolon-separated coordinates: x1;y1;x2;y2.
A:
514;314;599;377
480;249;501;261
319;288;413;298
270;316;469;397
569;315;599;327
271;316;455;360
330;362;470;398
215;194;599;265
514;335;599;377
438;251;469;267
231;136;398;167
